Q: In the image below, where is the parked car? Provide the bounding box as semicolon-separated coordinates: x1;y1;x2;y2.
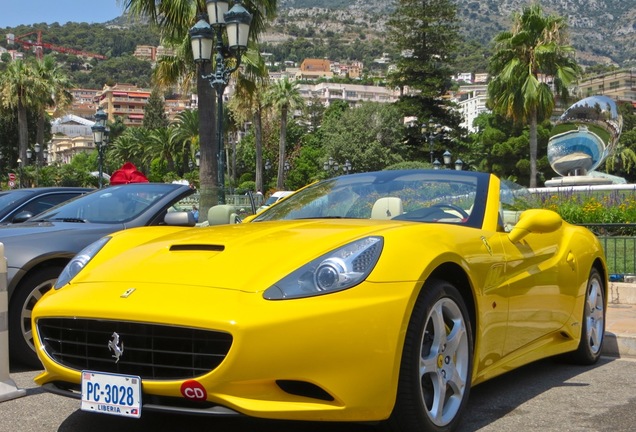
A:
4;182;196;367
32;170;606;432
0;187;92;224
257;190;294;212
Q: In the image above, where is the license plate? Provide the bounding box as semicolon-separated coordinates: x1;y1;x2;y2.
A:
81;371;142;418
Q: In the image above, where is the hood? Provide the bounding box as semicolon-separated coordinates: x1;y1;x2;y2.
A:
0;220;119;241
74;219;412;293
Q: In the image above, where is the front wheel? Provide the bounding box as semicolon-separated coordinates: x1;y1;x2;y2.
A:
387;279;473;432
9;266;62;368
569;268;605;365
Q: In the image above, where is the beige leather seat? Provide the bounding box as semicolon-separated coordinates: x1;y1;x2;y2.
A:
371;197;403;220
208;205;239;225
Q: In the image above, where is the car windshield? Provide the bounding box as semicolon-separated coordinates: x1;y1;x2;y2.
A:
32;183;180;224
0;190;32;208
253;170;490;228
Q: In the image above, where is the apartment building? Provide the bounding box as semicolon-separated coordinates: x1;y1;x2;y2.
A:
576;69;636;105
68;88;100;119
297;82;401;107
452;84;490;133
97;83;151;127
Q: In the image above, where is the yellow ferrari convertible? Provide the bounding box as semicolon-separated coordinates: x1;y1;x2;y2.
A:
32;170;607;432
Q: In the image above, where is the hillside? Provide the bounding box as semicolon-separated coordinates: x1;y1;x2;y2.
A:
273;0;635;68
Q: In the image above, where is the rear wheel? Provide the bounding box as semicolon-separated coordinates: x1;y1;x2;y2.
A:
9;266;62;368
387;279;473;432
569;268;605;365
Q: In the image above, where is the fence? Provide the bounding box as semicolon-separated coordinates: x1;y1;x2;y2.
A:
578;223;636;278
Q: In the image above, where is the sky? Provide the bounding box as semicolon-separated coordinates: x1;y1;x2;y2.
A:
1;0;125;28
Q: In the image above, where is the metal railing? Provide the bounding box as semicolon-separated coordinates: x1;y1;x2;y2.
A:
578;223;636;278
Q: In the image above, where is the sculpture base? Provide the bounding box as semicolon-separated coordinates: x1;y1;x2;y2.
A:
544;176;613;187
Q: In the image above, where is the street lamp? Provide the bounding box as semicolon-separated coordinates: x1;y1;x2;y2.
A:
421;118;442;164
27;143;42;186
323;156;339;177
91;107;108;188
443;150;452;166
17;158;22;188
190;0;253;204
342;159;352;174
454;159;464;171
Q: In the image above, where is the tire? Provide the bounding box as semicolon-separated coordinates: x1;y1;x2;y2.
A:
9;266;62;369
387;279;473;432
569;268;605;365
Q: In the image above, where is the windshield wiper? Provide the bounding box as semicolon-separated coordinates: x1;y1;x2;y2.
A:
46;217;87;223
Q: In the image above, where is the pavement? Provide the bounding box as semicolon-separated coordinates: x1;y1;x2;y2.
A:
604;281;636;358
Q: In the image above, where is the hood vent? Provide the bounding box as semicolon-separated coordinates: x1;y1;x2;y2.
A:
170;244;225;252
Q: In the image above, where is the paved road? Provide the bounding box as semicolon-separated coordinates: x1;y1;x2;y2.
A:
2;356;636;432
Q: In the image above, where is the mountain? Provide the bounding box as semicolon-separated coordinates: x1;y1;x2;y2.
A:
273;0;635;68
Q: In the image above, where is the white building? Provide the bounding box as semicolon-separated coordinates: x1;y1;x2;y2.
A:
453;84;490;132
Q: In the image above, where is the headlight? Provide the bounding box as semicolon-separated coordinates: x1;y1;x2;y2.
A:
54;237;111;289
264;236;383;300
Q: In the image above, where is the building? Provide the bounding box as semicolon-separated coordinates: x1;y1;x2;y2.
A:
452;84;490;133
97;83;151;127
297;82;401;107
576;69;636;105
297;58;333;80
49;114;96;164
67;88;100;119
133;45;157;62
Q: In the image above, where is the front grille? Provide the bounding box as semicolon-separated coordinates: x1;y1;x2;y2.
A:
38;318;233;380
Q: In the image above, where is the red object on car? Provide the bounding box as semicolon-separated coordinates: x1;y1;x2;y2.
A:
109;162;149;185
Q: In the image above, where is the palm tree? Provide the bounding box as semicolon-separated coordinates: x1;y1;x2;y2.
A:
228;48;269;192
122;0;278;216
264;77;304;189
0;60;38;168
33;55;74;164
174;109;200;173
487;4;579;187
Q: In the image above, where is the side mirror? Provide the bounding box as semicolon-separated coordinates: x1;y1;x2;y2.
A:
12;211;34;224
508;209;562;243
164;211;196;227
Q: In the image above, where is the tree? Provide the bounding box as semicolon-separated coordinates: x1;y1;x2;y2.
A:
33;56;74;164
0;60;38;168
319;102;408;173
487;4;579;187
386;0;463;149
264;77;304;189
387;0;459;98
228;48;270;193
122;0;278;219
143;88;169;129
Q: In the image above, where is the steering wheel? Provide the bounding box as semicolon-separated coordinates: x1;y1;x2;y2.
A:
429;203;470;219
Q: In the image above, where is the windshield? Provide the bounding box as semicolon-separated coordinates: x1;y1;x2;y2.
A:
253;170;491;228
32;183;181;224
0;190;32;208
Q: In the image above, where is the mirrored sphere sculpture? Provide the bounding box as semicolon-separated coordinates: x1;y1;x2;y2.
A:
547;95;623;177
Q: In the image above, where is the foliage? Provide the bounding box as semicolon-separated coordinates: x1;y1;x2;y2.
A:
318;102;408;173
487;4;580;187
538;190;636;235
143;88;169;129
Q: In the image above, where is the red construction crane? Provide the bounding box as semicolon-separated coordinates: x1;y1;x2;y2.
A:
6;30;107;60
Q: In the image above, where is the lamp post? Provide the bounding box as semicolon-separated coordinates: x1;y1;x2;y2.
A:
17;158;22;188
91;108;108;188
323;157;339;177
27;143;41;186
342;159;352;174
421;118;442;164
190;0;253;205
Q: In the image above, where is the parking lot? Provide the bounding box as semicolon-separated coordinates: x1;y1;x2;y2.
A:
4;357;636;432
